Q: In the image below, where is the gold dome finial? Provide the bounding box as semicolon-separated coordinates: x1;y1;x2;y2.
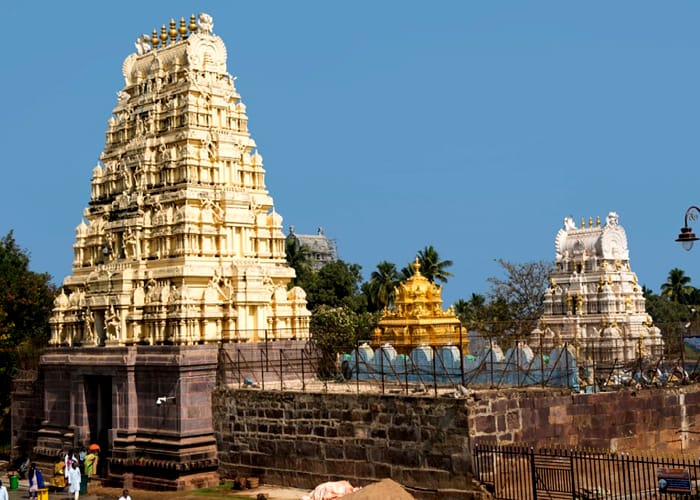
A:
580;217;585;228
189;14;198;33
596;215;601;227
588;216;593;227
412;257;421;275
169;19;178;44
179;17;187;39
151;29;159;49
160;25;168;45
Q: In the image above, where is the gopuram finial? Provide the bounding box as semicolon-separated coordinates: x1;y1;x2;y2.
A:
179;17;188;38
159;25;168;46
189;14;198;33
169;19;178;44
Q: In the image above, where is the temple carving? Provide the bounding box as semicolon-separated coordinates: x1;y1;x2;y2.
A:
50;13;310;347
532;212;664;362
372;259;465;352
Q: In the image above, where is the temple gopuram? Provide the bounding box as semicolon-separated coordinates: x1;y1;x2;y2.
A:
532;212;664;363
50;14;310;348
31;13;310;490
372;259;465;353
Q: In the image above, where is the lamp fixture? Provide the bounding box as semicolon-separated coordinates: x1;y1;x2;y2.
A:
156;396;176;406
676;206;700;251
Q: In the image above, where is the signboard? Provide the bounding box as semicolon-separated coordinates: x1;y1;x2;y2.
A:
658;466;692;494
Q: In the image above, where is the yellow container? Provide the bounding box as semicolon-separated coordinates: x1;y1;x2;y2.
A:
38;488;49;500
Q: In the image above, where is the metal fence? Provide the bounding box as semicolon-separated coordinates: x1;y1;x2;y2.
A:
214;332;700;396
474;443;700;499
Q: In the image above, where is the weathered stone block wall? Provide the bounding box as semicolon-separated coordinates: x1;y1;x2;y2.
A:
468;386;700;453
213;390;476;499
11;370;44;457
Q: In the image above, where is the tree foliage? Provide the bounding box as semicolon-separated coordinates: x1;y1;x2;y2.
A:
487;259;554;319
364;261;401;312
453;293;488;329
309;305;379;378
400;245;454;284
0;231;56;444
285;237;315;289
307;260;366;312
660;268;696;305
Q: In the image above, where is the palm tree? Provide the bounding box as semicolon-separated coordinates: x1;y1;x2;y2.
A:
416;245;454;284
453;293;487;326
366;261;400;311
661;268;694;304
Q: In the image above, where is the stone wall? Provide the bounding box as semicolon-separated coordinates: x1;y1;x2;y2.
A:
469;386;700;452
11;369;44;457
213;389;478;499
214;385;700;499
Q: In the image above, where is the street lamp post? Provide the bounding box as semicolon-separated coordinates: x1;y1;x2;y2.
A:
675;206;700;251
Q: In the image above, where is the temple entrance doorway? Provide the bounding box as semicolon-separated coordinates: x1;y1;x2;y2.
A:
85;375;112;475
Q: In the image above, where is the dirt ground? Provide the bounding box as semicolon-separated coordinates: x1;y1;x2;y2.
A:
88;482;311;500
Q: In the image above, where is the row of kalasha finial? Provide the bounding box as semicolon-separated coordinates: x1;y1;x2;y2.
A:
151;15;199;49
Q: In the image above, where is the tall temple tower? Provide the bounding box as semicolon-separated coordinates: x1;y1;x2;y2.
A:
50;13;310;347
31;13;310;490
533;212;664;363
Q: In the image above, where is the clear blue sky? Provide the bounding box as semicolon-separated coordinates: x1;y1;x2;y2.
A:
2;2;700;306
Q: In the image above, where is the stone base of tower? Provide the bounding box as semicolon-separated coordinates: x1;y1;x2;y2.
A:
33;345;219;490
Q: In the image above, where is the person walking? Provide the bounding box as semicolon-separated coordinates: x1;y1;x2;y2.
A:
67;460;82;500
28;463;39;500
118;489;132;500
0;479;8;500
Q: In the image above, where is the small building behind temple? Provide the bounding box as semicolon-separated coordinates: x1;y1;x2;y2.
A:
286;226;338;270
372;259;465;353
531;211;664;363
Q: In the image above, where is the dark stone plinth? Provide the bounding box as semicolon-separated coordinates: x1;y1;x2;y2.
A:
34;345;219;490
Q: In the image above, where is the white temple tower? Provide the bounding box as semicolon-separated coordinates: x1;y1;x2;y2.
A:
50;13;310;347
533;212;664;363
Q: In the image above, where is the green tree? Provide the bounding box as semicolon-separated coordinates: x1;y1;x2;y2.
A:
0;231;56;444
309;305;379;378
285;237;314;289
660;268;696;305
365;261;400;312
306;260;366;312
453;293;488;329
401;245;454;284
486;259;554;334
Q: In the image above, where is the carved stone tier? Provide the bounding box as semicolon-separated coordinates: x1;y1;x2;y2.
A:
34;345;220;490
533;212;664;363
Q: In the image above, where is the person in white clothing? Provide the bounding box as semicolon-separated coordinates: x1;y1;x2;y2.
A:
67;460;82;500
0;479;8;500
118;489;132;500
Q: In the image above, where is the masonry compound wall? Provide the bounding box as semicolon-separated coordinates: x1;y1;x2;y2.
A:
469;386;700;452
213;385;700;499
213;390;477;499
